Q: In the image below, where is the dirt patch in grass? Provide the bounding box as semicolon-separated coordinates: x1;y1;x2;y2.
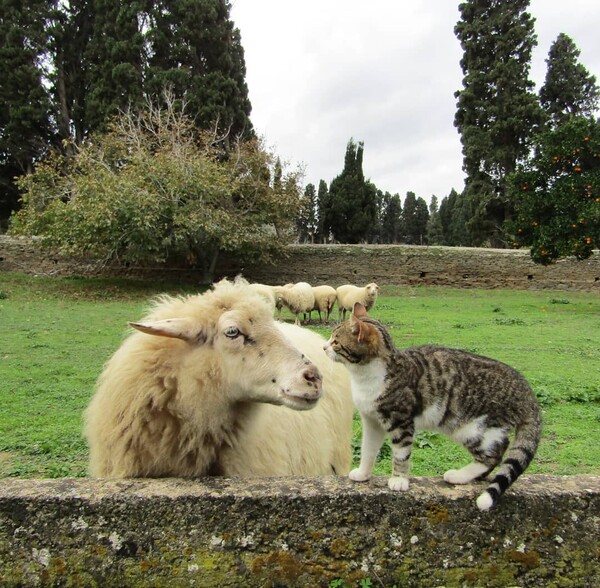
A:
0;452;16;475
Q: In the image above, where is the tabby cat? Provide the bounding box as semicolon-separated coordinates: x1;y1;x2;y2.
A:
324;302;541;511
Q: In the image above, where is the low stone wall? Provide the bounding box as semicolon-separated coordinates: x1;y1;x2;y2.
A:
1;475;598;587
223;244;600;291
1;236;599;291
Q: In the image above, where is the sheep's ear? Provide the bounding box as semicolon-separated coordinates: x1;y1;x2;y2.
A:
352;302;369;318
129;318;204;342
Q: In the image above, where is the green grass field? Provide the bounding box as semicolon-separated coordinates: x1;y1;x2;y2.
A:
1;271;599;479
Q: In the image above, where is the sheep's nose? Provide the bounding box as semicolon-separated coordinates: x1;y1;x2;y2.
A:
303;365;323;396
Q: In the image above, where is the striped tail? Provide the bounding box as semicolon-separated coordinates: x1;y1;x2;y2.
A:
476;414;542;511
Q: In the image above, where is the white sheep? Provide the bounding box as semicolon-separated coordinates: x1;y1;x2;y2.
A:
336;282;380;321
311;285;337;323
278;281;315;325
248;282;276;311
84;277;353;478
270;285;287;320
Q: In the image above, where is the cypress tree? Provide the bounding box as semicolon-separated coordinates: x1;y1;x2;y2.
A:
402;192;430;245
1;0;255;225
316;179;330;243
298;183;317;243
439;189;472;246
83;0;145;133
426;195;444;245
328;139;377;243
50;0;94;146
0;0;54;223
454;0;543;246
145;0;252;139
381;193;403;244
539;33;600;129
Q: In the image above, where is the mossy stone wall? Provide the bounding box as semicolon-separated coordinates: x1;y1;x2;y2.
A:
1;475;598;587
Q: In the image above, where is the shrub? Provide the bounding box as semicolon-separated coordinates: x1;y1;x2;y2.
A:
10;96;302;282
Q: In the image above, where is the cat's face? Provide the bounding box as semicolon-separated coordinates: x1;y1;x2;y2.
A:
324;311;384;365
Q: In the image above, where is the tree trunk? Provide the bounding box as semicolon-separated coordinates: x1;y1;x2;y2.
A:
54;49;75;155
201;248;220;284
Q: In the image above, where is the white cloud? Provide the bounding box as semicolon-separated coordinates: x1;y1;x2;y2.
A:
231;0;600;203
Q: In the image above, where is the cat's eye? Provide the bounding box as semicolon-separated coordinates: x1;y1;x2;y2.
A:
224;326;240;339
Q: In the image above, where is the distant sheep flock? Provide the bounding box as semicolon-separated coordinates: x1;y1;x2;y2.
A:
85;277;378;479
252;280;380;325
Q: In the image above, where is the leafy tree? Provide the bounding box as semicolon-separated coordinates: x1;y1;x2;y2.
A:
539;33;600;129
454;0;543;245
426;195;444;245
328;139;377;243
10;98;299;282
402;192;429;245
0;0;54;225
508;116;599;264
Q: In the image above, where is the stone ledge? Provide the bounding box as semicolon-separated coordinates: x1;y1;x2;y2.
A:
1;475;598;587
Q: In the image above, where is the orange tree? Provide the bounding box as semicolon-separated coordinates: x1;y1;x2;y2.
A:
508;116;600;264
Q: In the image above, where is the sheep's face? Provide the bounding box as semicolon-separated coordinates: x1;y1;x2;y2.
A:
130;309;323;411
215;310;323;410
365;283;380;300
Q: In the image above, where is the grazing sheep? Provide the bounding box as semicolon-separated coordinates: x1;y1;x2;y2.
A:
311;285;337;323
336;282;380;321
278;282;315;325
270;285;287;320
85;277;353;478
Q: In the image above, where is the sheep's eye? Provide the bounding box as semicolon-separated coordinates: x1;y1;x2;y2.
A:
224;326;240;339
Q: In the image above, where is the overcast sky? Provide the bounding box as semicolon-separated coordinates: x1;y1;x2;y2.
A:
230;1;600;204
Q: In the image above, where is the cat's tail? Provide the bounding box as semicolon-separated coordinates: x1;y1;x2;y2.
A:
476;411;542;511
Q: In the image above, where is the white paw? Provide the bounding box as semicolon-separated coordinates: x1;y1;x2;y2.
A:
444;469;469;484
349;468;371;483
444;469;475;485
476;491;494;511
388;476;410;491
444;462;489;485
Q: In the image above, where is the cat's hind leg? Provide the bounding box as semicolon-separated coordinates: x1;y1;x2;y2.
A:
444;427;509;485
443;462;490;485
387;423;415;491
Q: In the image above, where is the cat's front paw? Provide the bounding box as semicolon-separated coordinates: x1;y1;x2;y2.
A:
388;476;410;491
349;468;371;483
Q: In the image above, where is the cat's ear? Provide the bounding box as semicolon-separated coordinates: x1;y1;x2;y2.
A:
350;313;363;337
352;302;369;318
351;313;373;343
